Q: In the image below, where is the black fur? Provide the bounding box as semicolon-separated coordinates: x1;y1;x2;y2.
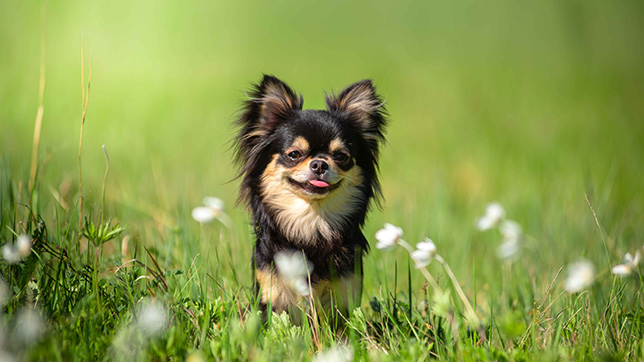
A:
234;74;387;309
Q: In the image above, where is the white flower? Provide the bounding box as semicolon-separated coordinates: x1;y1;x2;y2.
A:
564;261;595;293
497;239;521;261
312;345;353;362
375;223;403;250
191;206;217;223
16;234;32;256
2;244;20;264
274;250;313;280
202;197;224;216
500;220;522;243
274;250;313;296
476;202;505;231
2;234;32;264
611;251;640;276
191;196;225;223
137;299;168;336
292;277;311;297
411;238;437;268
496;220;522;261
14;308;44;345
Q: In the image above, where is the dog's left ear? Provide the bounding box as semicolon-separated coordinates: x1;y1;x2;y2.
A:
326;80;386;142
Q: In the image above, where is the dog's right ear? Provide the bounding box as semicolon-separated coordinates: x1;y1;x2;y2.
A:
238;75;303;140
234;76;302;204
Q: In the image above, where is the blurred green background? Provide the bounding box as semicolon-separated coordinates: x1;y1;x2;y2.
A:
2;0;644;299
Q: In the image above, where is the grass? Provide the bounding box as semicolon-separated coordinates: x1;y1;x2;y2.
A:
1;0;644;360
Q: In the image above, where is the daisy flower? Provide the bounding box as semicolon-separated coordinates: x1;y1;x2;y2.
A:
274;250;313;296
564;260;595;293
375;223;404;250
476;202;505;231
2;234;32;264
611;250;640;277
497;220;522;261
191;196;225;223
137;299;168;337
411;238;437;268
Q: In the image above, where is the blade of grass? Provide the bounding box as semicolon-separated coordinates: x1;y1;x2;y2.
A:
78;34;92;228
28;4;47;199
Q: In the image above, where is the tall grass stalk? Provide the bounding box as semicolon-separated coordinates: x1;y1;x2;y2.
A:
101;145;110;223
585;193;611;269
78;34;92;228
28;5;47;198
434;255;479;326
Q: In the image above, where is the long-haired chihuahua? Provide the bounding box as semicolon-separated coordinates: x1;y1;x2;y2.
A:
234;75;387;326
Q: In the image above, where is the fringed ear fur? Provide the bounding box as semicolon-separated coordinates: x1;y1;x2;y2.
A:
255;75;303;134
325;80;386;142
237;75;303;142
234;75;303;205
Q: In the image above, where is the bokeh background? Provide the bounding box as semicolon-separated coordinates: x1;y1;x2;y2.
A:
2;0;644;297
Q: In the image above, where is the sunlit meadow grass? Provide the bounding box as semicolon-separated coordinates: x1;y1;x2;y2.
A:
2;1;644;360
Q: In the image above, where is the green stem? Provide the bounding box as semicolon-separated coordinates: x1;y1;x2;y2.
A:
100;145;109;224
398;240;443;293
435;254;477;319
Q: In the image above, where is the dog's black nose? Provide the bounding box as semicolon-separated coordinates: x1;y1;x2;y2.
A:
310;160;329;175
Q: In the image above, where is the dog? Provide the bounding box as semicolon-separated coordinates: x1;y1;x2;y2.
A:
234;75;387;324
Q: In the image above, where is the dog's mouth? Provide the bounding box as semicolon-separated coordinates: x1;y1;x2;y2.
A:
287;177;341;195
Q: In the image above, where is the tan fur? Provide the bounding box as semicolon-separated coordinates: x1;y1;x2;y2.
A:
290;136;310;153
262;82;297;110
337;83;381;131
243;129;268;141
329;138;347;154
285;155;320;185
260;155;364;246
257;268;359;322
256;269;301;312
248;81;300;138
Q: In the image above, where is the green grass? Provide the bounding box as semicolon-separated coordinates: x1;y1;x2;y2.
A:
2;0;644;360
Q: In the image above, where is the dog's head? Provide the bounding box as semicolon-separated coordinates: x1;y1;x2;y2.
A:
235;75;387;241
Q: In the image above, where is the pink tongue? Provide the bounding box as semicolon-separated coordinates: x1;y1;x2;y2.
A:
309;180;330;188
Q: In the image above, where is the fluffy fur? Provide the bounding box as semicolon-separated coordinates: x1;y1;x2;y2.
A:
234;75;387;321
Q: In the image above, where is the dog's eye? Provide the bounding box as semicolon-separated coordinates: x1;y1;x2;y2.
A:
334;152;350;163
287;150;302;160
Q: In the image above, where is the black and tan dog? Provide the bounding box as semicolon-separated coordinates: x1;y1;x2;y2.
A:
234;75;387;323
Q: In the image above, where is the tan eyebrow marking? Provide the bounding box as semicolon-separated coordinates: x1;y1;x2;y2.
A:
329;138;346;154
291;136;309;152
